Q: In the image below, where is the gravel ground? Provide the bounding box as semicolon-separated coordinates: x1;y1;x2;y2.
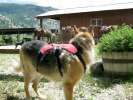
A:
0;51;133;100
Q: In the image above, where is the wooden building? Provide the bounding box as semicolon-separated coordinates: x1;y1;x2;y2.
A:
36;2;133;38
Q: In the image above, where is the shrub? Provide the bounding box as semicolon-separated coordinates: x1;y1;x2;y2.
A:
0;34;33;45
98;24;133;53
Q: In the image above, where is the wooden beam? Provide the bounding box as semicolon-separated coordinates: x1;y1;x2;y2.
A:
40;18;43;28
0;28;35;35
0;48;20;54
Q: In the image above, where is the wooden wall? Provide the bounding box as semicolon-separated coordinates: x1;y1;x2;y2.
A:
40;8;133;38
57;9;133;38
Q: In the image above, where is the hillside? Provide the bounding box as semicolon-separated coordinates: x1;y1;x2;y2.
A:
0;3;55;28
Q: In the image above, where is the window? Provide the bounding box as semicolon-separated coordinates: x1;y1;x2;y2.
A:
90;18;103;27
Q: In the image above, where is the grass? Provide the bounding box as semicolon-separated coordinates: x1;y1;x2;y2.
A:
0;54;24;100
80;72;133;99
0;54;133;100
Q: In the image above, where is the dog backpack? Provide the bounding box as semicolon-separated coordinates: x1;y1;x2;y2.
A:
40;44;78;54
37;43;86;76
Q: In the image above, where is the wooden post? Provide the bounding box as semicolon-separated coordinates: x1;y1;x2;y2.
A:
40;18;43;28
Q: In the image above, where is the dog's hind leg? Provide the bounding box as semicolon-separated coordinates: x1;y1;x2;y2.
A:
32;75;42;96
32;79;39;96
24;73;32;100
32;75;47;100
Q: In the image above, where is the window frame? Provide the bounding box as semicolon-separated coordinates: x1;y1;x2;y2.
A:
90;18;103;27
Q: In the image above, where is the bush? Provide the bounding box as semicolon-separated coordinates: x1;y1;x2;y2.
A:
0;34;33;45
98;24;133;53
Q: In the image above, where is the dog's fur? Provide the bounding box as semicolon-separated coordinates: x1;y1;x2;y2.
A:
18;28;95;100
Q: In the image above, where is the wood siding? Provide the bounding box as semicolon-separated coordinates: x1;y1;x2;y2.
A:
60;9;133;27
58;9;133;38
40;8;133;38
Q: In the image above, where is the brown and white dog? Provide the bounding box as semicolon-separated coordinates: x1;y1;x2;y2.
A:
17;26;95;100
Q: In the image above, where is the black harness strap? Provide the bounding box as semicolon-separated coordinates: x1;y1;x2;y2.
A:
36;52;45;72
75;52;86;73
71;42;86;73
36;47;64;77
54;47;64;77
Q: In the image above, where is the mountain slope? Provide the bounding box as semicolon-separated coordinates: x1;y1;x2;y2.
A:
0;3;55;28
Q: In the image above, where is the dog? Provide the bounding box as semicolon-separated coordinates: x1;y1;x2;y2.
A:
17;26;95;100
15;40;24;49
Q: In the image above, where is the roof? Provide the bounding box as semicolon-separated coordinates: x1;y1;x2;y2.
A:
36;2;133;18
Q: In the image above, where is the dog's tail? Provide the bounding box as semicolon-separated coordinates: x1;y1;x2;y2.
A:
13;60;23;75
15;65;22;72
14;51;23;73
14;60;23;74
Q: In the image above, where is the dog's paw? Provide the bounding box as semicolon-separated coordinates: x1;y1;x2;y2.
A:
37;89;47;100
26;97;32;100
38;94;47;100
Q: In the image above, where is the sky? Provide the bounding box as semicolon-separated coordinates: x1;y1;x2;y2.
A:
0;0;133;9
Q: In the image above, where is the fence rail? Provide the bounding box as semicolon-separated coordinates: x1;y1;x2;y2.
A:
0;45;20;54
0;48;19;54
0;28;35;35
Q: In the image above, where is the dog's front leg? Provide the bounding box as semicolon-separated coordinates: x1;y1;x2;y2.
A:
63;82;74;100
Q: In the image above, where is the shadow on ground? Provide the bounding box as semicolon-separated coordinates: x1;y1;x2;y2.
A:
6;95;37;100
0;73;49;82
0;74;24;82
84;71;133;89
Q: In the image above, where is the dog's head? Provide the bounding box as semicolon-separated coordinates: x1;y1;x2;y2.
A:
62;26;75;34
69;26;95;51
61;26;76;43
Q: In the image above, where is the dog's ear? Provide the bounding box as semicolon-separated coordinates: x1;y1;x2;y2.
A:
79;27;88;32
73;25;79;34
90;29;95;37
88;27;95;37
